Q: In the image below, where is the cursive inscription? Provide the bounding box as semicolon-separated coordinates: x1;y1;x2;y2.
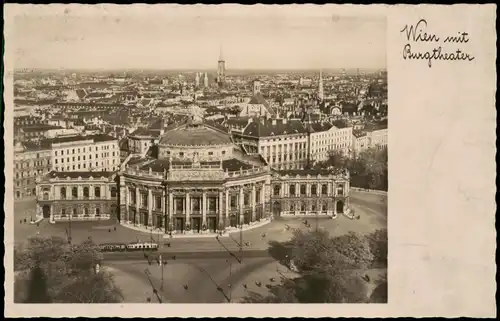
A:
400;19;475;68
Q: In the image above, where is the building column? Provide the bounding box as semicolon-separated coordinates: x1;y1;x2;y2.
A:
218;190;224;228
125;186;130;222
281;182;285;197
295;183;299;197
202;190;207;226
225;189;229;226
327;182;332;196
162;189;167;232
317;183;321;197
168;192;174;230
147;188;153;227
185;191;191;227
239;187;244;225
135;187;140;225
90;185;95;200
251;184;256;222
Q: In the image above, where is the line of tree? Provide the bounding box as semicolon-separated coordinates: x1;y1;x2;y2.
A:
14;236;124;303
314;147;388;191
241;228;388;303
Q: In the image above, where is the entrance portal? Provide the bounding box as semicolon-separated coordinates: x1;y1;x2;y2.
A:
230;214;237;227
272;201;281;218
336;200;344;214
175;217;185;233
208;217;217;232
192;217;201;233
42;205;50;218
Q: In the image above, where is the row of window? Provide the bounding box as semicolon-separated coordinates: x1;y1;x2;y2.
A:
54;153;116;164
287;203;329;212
261;143;307;154
54;144;116;157
273;184;344;196
54;163;118;171
59;186;117;199
15;160;51;169
60;207;102;217
267;153;307;164
130;193;261;211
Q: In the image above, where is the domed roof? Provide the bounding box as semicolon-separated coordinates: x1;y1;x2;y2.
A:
159;123;233;147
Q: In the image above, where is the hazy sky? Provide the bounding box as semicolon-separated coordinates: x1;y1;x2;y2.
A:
13;14;386;70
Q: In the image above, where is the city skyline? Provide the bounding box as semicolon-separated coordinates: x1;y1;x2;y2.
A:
13;15;386;71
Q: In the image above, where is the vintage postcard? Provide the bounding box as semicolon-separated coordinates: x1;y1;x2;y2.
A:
3;3;496;318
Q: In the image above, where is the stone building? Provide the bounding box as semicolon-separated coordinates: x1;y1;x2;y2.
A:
117;106;350;235
36;171;118;222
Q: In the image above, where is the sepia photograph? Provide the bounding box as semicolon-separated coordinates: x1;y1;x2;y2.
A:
11;7;388;305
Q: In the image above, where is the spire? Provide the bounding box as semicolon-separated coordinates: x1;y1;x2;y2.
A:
219;44;224;62
318;69;324;101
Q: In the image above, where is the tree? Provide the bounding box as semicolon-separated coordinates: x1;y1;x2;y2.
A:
369;274;388;303
25;265;51;303
246;230;373;303
14;236;124;303
366;229;388;268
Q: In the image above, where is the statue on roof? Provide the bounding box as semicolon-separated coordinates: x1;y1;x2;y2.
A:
189;105;204;125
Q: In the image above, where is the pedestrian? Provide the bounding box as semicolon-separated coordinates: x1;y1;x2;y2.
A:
24;218;27;223
20;220;22;224
37;222;40;227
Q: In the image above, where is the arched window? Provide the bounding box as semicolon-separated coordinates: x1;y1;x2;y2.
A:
60;187;66;200
16;191;21;199
83;187;89;198
321;184;328;195
289;185;295;196
43;192;49;201
94;186;101;198
72;187;78;198
61;209;66;217
72;208;78;217
273;185;281;196
84;207;89;216
300;202;306;211
322;202;328;211
311;185;317;196
111;187;117;198
96;208;101;216
300;184;306;195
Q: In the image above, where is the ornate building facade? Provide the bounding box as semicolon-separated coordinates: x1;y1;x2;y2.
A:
36;171;118;222
117;106;350;235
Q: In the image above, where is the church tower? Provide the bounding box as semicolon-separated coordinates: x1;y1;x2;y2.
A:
318;70;324;102
195;72;200;88
204;72;209;88
217;44;226;86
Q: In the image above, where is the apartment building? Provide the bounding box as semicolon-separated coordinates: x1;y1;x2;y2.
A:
51;134;120;172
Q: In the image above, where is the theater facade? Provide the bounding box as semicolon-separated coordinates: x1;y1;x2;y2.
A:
117;111;351;235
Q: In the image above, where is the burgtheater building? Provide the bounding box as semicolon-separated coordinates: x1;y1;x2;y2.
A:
35;106;351;234
117;107;351;235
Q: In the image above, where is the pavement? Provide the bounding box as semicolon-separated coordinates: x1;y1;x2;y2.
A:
107;257;275;303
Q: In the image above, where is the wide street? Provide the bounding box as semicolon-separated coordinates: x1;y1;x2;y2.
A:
13;190;387;302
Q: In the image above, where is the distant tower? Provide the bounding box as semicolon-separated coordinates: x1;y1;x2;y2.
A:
217;44;226;86
195;72;200;87
252;79;261;95
318;70;324;101
204;72;209;88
